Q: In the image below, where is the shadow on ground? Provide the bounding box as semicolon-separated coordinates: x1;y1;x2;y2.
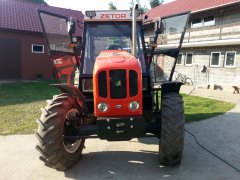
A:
64;151;178;179
138;137;159;145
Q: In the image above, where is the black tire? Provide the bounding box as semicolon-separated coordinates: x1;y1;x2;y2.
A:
35;93;85;170
159;93;185;166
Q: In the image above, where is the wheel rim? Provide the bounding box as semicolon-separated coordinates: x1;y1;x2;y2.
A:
63;109;82;154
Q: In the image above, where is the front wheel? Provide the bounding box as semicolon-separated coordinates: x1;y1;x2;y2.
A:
35;93;85;170
159;93;185;165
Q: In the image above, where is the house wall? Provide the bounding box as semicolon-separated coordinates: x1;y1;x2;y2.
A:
185;4;240;43
162;46;240;86
0;30;52;80
189;3;240;28
145;3;240;89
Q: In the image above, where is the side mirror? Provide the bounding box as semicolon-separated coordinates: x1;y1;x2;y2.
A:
68;17;76;35
144;15;149;20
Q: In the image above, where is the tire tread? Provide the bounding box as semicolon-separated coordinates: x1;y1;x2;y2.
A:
159;93;185;166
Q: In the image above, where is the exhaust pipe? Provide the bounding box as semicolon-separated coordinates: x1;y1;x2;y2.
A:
132;4;138;57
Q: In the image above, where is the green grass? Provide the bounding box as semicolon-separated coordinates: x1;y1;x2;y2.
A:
183;94;235;122
0;81;58;135
0;81;235;135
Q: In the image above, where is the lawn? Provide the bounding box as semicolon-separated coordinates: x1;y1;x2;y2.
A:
0;81;235;135
183;94;234;122
0;81;58;135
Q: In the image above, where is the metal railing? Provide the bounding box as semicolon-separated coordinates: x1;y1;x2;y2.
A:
145;22;240;45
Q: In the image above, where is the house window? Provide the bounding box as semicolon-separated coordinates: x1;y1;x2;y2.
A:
32;44;44;53
185;53;193;66
191;16;215;28
210;52;221;67
203;16;215;26
192;18;202;28
177;53;183;65
225;51;236;68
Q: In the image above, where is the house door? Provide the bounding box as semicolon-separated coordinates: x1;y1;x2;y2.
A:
0;38;21;79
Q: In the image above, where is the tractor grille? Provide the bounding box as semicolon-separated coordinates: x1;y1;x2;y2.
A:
110;70;126;99
98;71;107;98
129;70;138;97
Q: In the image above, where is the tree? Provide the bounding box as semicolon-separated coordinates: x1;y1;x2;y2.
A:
108;2;117;10
149;0;163;8
24;0;48;5
129;0;149;14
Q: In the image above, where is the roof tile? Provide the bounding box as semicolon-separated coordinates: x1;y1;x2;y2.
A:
144;0;240;21
0;0;83;33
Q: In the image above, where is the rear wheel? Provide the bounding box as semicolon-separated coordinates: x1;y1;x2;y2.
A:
159;93;185;165
35;93;85;170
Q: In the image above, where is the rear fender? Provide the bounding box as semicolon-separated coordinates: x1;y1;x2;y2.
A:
161;81;183;94
50;84;87;112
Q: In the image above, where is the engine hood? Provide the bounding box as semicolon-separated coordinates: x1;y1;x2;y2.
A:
93;50;141;74
93;50;143;117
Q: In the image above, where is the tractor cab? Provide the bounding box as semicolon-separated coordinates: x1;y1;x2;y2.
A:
80;10;147;94
80;10;146;140
38;9;150;117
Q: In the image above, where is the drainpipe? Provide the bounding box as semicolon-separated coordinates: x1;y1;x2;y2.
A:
132;4;138;57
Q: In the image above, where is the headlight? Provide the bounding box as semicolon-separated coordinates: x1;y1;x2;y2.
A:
129;101;139;111
97;102;108;112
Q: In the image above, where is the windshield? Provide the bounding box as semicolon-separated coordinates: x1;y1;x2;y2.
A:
82;22;146;74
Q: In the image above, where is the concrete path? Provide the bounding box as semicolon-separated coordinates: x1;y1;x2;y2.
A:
0;86;240;180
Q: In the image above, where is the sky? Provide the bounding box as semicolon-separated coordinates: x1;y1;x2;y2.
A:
45;0;175;12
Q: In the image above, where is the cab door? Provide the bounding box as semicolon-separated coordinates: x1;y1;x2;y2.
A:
38;10;82;84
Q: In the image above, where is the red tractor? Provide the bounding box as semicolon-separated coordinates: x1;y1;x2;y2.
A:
36;6;189;170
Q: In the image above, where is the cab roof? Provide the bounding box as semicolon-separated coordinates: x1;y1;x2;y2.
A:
84;10;142;22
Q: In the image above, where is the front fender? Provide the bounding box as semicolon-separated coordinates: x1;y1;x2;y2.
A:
50;84;86;112
161;81;183;94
